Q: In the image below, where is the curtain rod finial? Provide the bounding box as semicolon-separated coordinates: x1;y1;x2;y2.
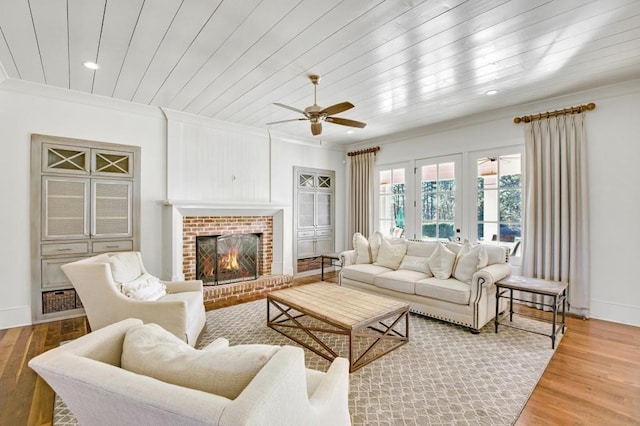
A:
514;117;522;124
586;102;596;111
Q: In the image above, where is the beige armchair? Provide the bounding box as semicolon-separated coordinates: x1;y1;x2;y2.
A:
62;252;206;346
29;319;351;426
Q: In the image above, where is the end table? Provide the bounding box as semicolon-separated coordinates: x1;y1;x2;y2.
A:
495;275;567;349
320;253;342;281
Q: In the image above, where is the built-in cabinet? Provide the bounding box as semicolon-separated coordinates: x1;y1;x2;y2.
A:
31;135;140;323
294;168;335;264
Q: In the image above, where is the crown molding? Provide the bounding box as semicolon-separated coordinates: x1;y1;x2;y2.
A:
0;78;164;119
350;77;640;150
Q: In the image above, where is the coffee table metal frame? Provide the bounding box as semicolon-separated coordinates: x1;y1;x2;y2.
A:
495;276;567;349
267;283;409;372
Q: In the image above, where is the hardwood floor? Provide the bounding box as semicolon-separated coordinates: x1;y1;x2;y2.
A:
1;272;638;425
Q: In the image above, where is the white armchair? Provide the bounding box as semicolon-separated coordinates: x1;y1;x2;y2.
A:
28;319;351;426
62;252;206;346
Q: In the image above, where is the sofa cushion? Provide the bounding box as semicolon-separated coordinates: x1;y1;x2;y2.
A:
353;232;371;264
374;238;407;270
453;243;488;284
369;232;383;262
406;240;438;257
108;252;142;284
427;243;456;280
374;270;428;294
398;255;432;275
415;278;471;305
484;245;508;265
342;263;392;283
121;323;279;400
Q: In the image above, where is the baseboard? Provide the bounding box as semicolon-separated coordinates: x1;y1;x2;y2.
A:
590;299;640;327
0;305;32;330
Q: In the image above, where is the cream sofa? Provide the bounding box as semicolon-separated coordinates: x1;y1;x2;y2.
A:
62;252;206;345
339;234;511;332
29;318;351;426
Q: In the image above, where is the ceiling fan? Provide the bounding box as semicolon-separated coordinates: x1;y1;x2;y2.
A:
266;74;366;136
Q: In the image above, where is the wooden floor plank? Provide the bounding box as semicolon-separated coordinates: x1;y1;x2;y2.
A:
1;272;638;425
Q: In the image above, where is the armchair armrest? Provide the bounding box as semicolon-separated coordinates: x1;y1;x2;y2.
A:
162;279;203;293
340;250;356;267
307;357;350;423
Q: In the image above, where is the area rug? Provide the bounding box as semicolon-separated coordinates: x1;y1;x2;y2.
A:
54;299;562;425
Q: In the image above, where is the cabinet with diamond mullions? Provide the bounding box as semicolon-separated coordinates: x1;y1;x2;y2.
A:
32;134;140;323
294;168;335;263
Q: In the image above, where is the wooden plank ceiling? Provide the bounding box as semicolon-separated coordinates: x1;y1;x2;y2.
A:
1;0;639;144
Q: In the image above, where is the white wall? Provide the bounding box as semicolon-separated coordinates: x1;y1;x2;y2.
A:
0;82;167;328
0;81;346;329
353;79;640;326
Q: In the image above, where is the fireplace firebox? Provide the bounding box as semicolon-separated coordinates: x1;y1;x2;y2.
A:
196;234;260;285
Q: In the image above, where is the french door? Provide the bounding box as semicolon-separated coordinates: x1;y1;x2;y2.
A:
415;155;461;241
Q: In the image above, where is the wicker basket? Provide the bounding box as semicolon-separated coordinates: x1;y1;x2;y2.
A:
43;289;78;314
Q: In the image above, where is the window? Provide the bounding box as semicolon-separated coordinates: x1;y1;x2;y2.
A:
476;154;522;251
419;160;458;241
377;155;461;240
378;168;406;236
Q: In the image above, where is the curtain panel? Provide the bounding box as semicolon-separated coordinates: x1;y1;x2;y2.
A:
521;113;590;317
348;151;375;238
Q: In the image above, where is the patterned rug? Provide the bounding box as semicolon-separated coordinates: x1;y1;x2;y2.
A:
54;299;562;425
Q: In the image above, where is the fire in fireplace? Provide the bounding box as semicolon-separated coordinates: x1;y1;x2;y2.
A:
196;234;260;285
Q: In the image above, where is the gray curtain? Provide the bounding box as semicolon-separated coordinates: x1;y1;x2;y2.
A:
521;113;590;317
348;151;376;238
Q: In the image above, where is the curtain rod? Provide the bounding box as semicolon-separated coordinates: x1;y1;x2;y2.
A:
513;102;596;124
347;146;380;157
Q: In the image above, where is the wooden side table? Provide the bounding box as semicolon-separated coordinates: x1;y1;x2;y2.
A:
495;276;567;349
320;253;342;281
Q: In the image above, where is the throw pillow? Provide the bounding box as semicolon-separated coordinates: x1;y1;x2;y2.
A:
120;273;167;301
353;232;372;264
427;243;456;280
368;231;383;262
108;252;142;284
374;238;407;270
398;255;432;276
453;244;489;283
121;323;280;400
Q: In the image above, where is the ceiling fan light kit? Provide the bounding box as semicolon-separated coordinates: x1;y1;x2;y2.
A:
267;74;366;136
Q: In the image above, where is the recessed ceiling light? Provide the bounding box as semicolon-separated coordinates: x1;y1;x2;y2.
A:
485;89;498;95
82;61;100;70
346;130;354;134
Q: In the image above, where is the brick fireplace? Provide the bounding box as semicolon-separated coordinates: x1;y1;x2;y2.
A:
182;215;273;281
163;202;292;306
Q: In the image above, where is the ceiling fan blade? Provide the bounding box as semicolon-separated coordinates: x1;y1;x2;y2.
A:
320;101;354;116
273;102;306;115
266;118;308;125
311;122;322;136
325;116;367;128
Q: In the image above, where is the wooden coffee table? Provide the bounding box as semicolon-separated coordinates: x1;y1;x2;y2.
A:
267;283;409;372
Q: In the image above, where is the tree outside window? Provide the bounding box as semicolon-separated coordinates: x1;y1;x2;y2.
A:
477;155;522;250
421;162;456;241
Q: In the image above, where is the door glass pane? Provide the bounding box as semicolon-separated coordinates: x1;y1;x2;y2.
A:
420;161;456;241
378;168;405;235
316;193;331;226
477;154;522;248
299;173;314;188
298;192;315;227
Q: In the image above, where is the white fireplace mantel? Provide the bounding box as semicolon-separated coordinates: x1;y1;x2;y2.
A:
161;200;288;281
